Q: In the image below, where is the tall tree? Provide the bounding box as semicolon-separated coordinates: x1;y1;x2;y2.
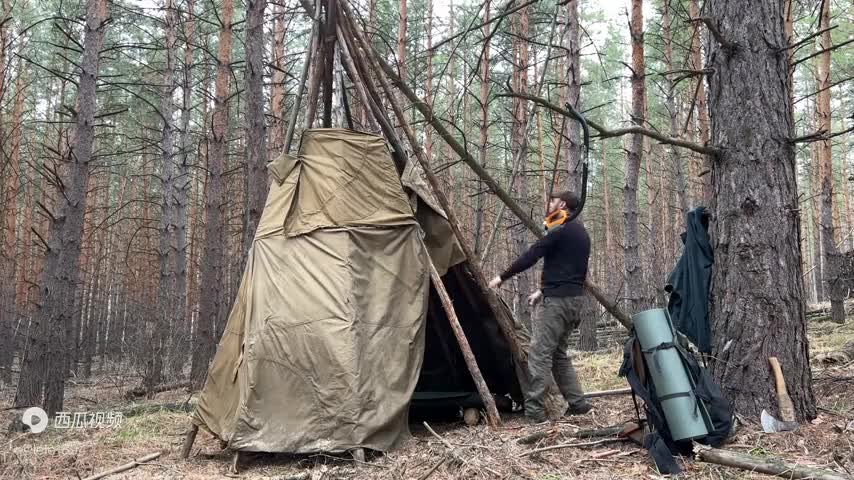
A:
15;0;108;415
242;0;268;263
624;0;646;313
474;1;491;255
172;0;195;374
689;0;711;204
816;0;844;323
153;0;179;390
706;0;815;419
191;0;234;388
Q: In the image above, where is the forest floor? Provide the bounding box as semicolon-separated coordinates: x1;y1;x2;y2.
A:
1;318;853;480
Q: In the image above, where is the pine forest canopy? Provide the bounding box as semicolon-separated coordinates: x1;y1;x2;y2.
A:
0;0;852;430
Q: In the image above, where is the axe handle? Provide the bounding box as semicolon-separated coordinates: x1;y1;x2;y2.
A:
768;357;786;394
768;357;796;422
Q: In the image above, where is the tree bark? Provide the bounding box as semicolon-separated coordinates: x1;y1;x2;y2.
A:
242;0;268;265
0;65;23;384
153;0;178;391
689;0;712;205
16;0;108;415
474;1;491;256
816;0;844;323
706;0;816;420
270;1;287;154
560;0;596;351
191;0;233;389
624;0;646;314
663;1;688;218
171;0;194;376
510;5;533;328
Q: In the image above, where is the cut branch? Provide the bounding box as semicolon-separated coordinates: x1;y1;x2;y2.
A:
499;92;718;156
790;124;854;144
694;445;849;480
688;17;734;50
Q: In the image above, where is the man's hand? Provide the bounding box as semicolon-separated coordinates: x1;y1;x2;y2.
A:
488;276;503;289
528;290;543;306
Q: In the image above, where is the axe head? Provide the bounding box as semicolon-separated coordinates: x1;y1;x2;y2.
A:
761;409;798;433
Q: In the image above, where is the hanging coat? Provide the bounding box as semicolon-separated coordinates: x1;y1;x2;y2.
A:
664;207;713;353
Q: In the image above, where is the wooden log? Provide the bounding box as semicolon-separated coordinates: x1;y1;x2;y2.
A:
125;381;191;399
283;0;320;153
180;423;199;459
82;452;162;480
694;444;850;480
425;258;501;427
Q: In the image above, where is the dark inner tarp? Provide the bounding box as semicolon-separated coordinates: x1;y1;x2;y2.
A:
410;263;523;418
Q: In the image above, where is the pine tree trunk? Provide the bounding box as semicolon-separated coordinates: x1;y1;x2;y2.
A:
0;67;24;385
689;0;712;205
510;6;533;328
242;0;268;265
474;1;491;255
17;0;108;415
425;0;433;162
624;0;646;315
172;0;194;376
812;133;825;302
270;2;286;154
706;0;816;420
191;0;233;389
816;0;844;323
663;1;687;218
153;0;178;390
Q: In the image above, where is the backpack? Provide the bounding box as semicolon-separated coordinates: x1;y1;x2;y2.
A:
618;330;733;474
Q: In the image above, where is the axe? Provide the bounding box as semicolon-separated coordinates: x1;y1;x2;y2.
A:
760;357;799;433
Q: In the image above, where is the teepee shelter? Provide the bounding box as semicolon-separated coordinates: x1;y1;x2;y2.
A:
182;128;524;459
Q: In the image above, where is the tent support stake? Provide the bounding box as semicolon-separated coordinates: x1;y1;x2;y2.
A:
181;424;199;459
425;257;502;427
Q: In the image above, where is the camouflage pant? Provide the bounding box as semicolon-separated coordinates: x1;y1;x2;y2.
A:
525;295;587;418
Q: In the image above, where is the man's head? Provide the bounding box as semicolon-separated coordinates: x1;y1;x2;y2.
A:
547;190;579;215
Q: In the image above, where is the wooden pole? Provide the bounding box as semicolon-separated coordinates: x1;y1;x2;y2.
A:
284;0;320;154
694;445;849;480
426;256;502;427
82;452;163;480
338;10;532;394
344;13;631;329
180;424;199;459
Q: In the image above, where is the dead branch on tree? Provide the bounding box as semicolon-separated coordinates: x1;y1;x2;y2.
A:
499;91;718;156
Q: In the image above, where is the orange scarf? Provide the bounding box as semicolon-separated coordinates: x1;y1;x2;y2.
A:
544;209;568;231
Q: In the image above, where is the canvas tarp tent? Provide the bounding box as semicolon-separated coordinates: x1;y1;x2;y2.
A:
192;128;520;454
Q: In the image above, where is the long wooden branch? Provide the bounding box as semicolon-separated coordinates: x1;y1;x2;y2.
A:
359;25;631;328
790;124;854;144
499;92;719;157
791;37;854;68
694;445;850;480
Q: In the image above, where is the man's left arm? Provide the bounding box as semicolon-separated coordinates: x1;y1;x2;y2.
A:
489;229;560;287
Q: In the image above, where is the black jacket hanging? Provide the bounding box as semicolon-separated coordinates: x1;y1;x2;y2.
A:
664;207;713;353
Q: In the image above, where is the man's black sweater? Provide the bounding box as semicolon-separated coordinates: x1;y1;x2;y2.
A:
499;219;590;297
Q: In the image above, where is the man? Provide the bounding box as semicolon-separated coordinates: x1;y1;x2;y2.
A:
488;190;592;423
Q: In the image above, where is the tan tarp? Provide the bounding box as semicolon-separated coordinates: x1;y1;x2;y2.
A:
192;129;439;453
